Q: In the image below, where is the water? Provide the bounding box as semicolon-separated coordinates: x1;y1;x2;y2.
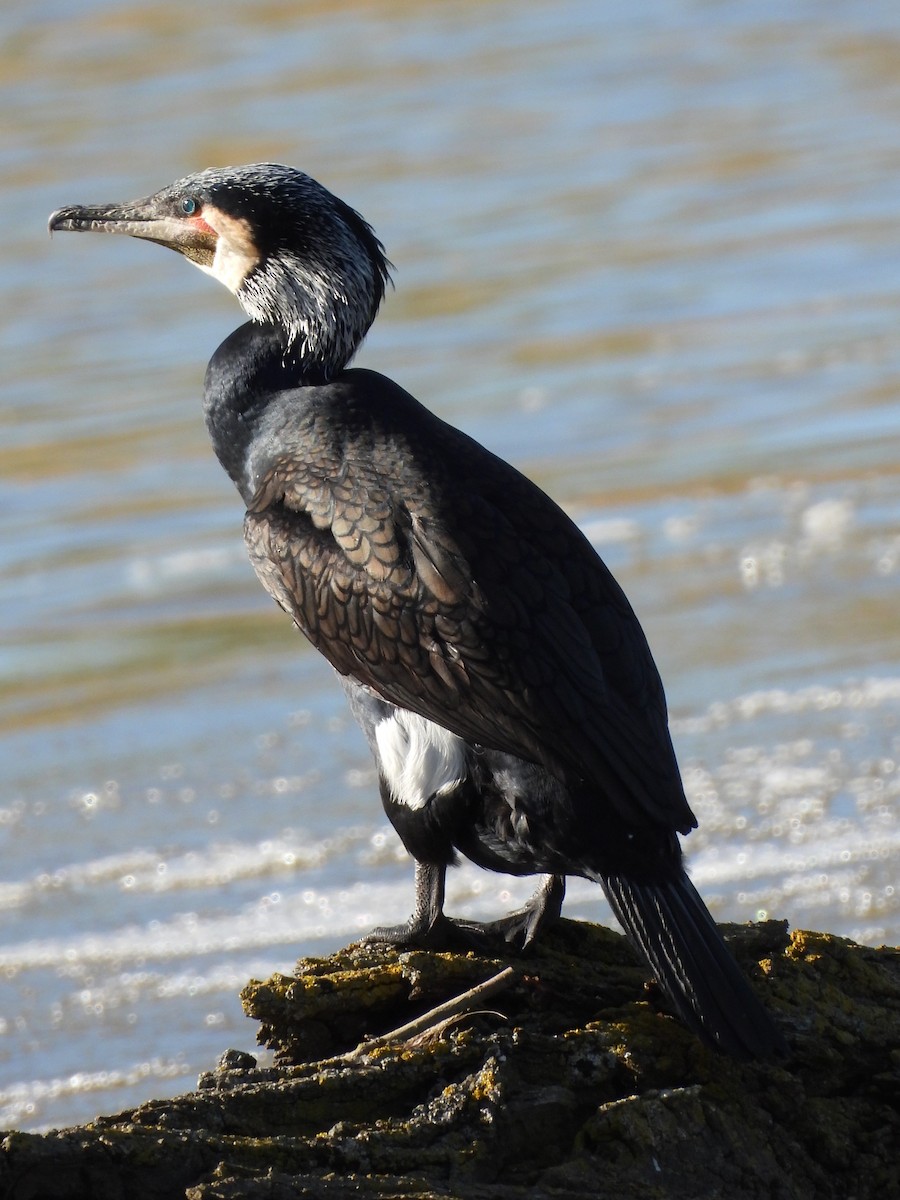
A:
2;0;899;1132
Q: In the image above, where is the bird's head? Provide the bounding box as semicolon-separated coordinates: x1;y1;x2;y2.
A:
49;163;391;378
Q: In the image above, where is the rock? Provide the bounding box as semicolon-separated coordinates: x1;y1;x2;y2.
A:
215;1050;257;1073
1;919;898;1199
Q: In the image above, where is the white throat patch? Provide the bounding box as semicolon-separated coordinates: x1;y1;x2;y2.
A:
375;710;467;810
194;207;259;294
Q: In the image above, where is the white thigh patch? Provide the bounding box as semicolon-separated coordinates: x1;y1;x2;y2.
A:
374;710;467;810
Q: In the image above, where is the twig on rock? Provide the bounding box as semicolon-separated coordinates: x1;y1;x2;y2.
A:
345;966;518;1059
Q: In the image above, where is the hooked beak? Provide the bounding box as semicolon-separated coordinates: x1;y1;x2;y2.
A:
48;196;218;267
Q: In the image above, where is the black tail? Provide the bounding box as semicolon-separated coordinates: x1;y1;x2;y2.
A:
599;871;787;1059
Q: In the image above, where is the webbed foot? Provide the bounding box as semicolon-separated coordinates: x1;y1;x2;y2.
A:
452;874;566;950
364;871;566;954
362;861;462;949
364;911;468;950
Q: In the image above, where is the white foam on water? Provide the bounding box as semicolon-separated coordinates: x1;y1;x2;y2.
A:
0;877;412;972
0;829;372;912
671;676;900;735
581;515;642;546
0;1056;194;1132
125;546;244;593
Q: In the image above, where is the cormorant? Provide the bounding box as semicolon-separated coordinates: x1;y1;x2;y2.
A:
49;164;785;1058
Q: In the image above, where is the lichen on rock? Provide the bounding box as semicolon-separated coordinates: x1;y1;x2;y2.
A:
1;919;898;1200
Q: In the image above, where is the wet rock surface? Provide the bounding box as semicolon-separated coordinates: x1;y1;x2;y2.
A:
2;919;898;1199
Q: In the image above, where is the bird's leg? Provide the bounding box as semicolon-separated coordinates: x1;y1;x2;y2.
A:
454;873;566;950
364;860;458;949
365;868;566;953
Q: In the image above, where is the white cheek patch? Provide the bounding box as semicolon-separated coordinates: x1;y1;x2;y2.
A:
194;206;259;294
375;711;467;810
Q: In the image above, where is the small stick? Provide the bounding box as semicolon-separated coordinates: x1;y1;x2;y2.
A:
345;966;518;1059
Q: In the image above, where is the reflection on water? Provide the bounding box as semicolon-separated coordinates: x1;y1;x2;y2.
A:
2;0;899;1131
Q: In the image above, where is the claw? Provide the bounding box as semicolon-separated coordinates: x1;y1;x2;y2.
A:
364;870;566;954
363;912;462;951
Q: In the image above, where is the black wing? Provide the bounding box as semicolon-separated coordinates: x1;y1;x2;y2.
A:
242;372;694;834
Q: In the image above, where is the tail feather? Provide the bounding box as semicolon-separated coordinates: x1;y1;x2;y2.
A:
600;871;786;1059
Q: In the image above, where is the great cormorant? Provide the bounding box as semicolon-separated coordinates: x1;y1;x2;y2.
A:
49;164;785;1058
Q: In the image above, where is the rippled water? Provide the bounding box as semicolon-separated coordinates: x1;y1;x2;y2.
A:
2;0;899;1132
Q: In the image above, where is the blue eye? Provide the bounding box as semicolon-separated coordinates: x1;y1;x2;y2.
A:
181;197;198;215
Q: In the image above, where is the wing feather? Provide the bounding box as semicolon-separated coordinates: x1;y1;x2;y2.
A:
241;391;693;833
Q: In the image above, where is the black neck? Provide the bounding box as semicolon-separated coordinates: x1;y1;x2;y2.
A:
202;320;328;498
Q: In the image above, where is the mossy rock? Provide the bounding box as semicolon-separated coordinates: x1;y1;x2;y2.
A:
1;919;898;1200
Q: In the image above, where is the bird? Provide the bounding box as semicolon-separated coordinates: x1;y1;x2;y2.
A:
49;163;785;1058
